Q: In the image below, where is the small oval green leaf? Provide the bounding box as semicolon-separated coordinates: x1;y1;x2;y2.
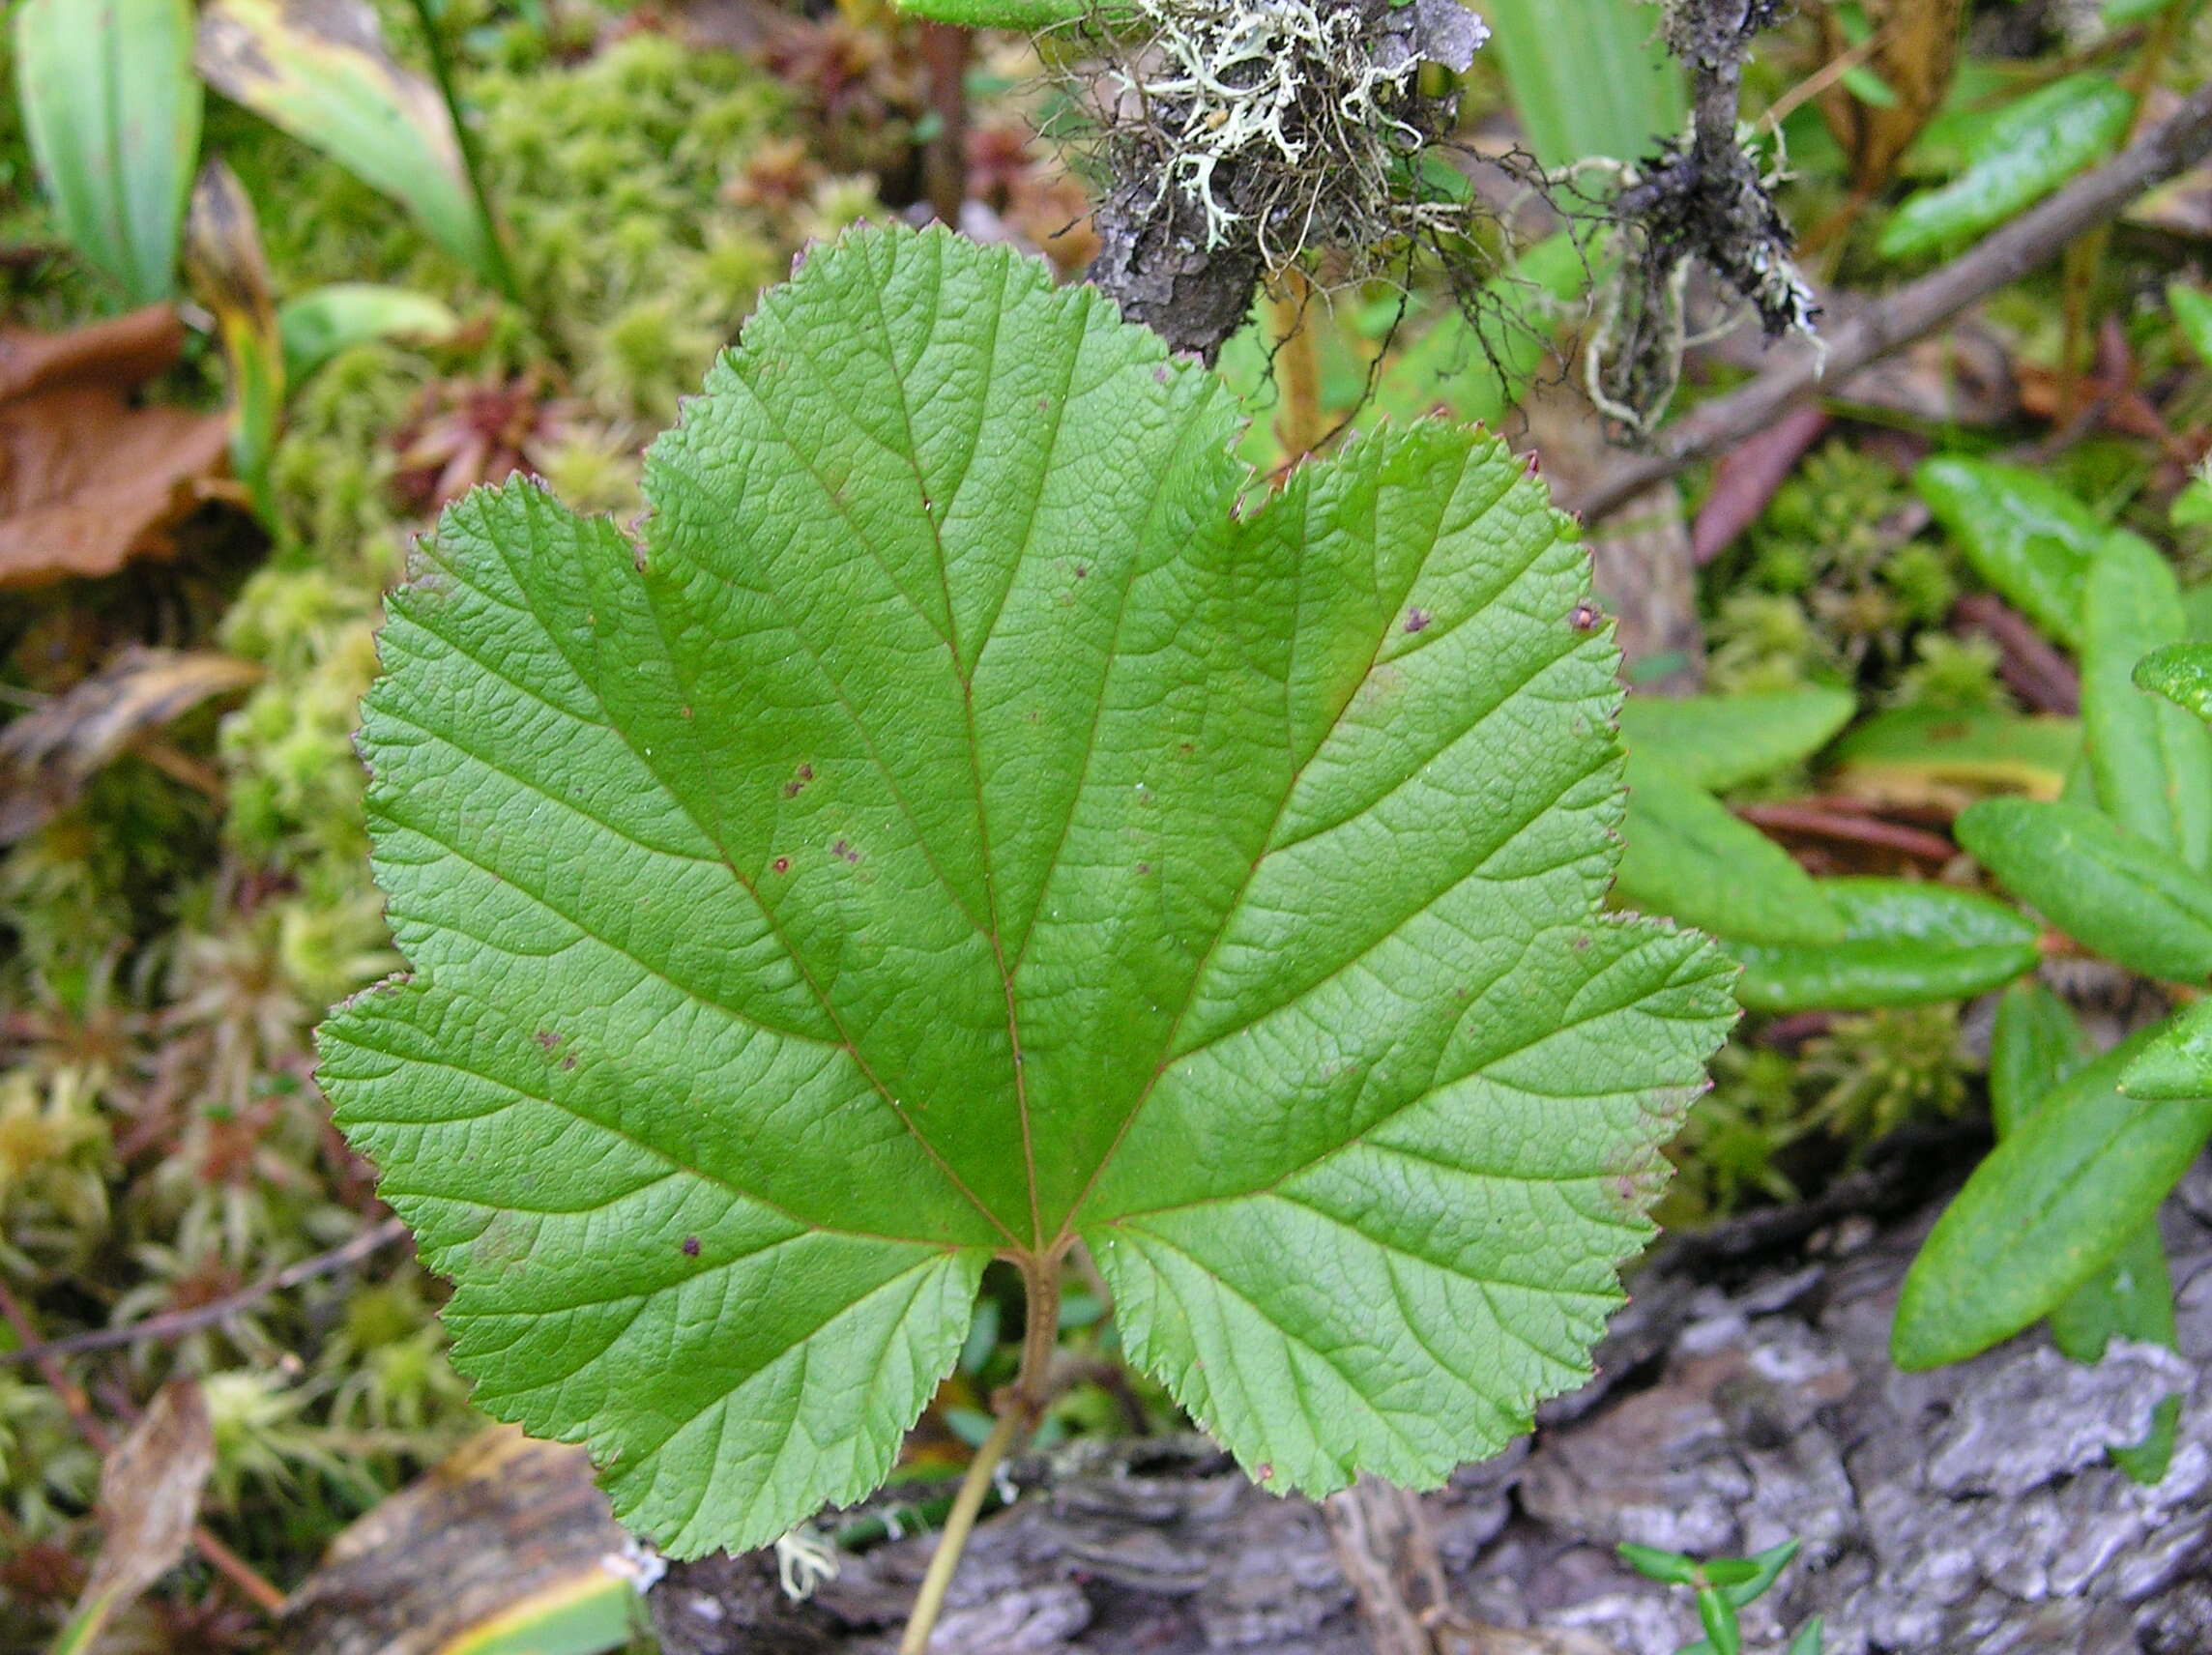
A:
1894;1022;2212;1369
2082;534;2212;869
1830;707;2079;800
1617;686;1855;793
1956;798;2212;983
1915;458;2110;650
1880;76;2134;260
2172;283;2212;368
1989;977;2085;1136
1616;758;1844;947
2134;642;2212;726
2121;994;2212;1101
1731;877;2039;1012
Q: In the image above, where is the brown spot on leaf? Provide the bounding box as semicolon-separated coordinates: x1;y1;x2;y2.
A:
783;763;814;798
682;1235;701;1257
1570;601;1602;632
1404;607;1431;634
533;1030;564;1050
832;838;859;863
771;856;791;874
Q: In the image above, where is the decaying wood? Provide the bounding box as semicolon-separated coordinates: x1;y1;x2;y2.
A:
278;1164;2212;1654
632;1152;2212;1654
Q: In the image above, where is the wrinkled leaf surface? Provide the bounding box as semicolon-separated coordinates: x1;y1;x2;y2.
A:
317;228;1733;1555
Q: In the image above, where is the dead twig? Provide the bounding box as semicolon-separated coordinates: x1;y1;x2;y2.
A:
1;1217;410;1367
1568;78;2212;523
1735;799;1959;862
0;1277;286;1613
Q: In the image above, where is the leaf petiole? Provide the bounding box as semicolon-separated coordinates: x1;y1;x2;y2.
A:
898;1260;1062;1655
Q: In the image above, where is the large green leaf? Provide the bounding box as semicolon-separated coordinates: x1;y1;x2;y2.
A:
1956;798;2212;983
2081;535;2212;870
13;0;201;305
316;227;1733;1556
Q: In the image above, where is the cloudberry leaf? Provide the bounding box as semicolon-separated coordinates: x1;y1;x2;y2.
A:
316;225;1734;1556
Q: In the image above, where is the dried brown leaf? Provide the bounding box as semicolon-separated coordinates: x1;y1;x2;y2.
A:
1818;0;1969;194
0;305;185;401
75;1379;216;1616
0;388;231;591
0;647;262;841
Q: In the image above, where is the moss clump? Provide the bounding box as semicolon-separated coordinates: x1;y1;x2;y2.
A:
1715;440;1964;682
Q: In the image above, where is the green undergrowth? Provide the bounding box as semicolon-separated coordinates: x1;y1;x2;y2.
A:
0;4;897;1621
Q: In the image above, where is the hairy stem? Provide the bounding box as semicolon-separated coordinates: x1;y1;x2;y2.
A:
897;1406;1021;1655
896;1259;1062;1655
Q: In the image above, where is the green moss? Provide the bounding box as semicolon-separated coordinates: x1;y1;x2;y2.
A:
1802;1004;1971;1144
1724;440;1963;677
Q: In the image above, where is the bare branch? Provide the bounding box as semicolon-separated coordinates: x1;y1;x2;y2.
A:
1568;78;2212;522
1;1217;411;1366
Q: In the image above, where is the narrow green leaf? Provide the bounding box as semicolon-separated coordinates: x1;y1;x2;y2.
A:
1880;76;2134;260
315;226;1735;1556
13;0;201;305
1696;1586;1742;1655
893;0;1094;22
1615;757;1844;947
1785;1617;1826;1655
1915;458;2109;649
1830;707;2079;800
2173;283;2212;368
1617;1541;1701;1586
196;0;500;287
1988;978;2085;1136
1617;686;1855;793
1956;798;2212;982
2121;994;2212;1100
1722;1539;1800;1611
1991;981;2177;1479
1731;878;2040;1012
2048;1219;2176;1363
2082;535;2212;868
1894;1023;2212;1369
1479;0;1685;168
2134;641;2212;725
277;283;460;386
